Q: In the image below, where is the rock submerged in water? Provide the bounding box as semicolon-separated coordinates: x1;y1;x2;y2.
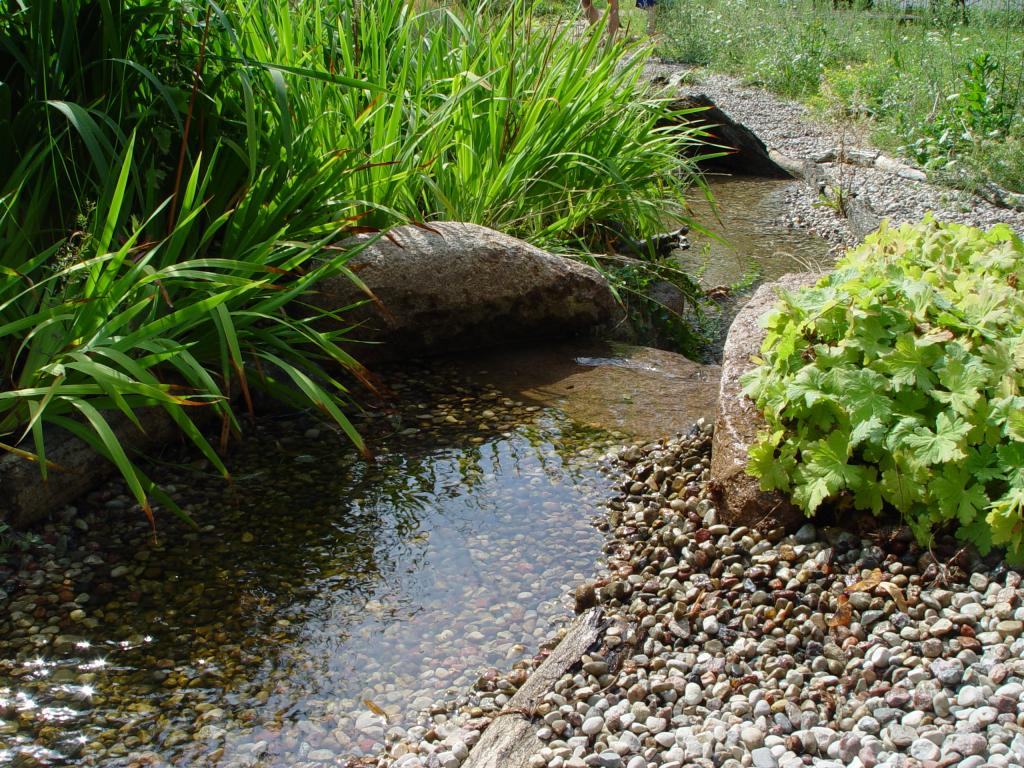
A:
709;272;818;530
310;222;620;362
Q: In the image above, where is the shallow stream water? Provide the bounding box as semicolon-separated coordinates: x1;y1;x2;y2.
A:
0;178;823;768
682;176;833;290
0;372;624;767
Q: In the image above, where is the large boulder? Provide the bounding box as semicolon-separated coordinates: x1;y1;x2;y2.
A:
710;273;818;530
311;222;620;361
664;95;794;179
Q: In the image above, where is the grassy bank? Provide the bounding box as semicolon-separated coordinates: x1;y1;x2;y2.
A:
654;0;1024;193
0;0;705;523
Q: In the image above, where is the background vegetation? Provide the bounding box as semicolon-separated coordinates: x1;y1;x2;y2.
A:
0;0;704;523
656;0;1024;193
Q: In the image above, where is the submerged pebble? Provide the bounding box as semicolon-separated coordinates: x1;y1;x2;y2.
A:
0;368;623;766
371;424;1024;768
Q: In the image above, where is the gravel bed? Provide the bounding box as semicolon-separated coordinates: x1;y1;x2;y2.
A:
645;64;1024;252
0;374;622;767
373;424;1024;768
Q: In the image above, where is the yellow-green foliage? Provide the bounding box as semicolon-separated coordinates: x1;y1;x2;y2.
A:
742;218;1024;559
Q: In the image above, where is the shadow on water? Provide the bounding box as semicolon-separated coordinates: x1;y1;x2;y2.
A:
0;372;621;767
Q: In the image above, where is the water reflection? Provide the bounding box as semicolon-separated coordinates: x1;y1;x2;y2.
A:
0;382;618;766
682;176;833;288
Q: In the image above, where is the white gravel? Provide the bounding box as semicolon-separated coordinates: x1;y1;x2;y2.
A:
646;64;1024;252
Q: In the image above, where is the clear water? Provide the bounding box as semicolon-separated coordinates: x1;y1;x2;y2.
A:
0;379;620;767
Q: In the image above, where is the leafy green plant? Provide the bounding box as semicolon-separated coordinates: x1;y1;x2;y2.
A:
904;52;1018;171
1;0;709;525
0;145;374;526
741;217;1024;559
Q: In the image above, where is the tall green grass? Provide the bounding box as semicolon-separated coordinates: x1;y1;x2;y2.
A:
657;0;1024;192
0;0;705;525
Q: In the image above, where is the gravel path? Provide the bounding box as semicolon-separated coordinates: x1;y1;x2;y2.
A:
645;64;1024;252
374;427;1024;768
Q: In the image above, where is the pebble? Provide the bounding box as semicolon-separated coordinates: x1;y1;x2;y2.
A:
11;397;1024;768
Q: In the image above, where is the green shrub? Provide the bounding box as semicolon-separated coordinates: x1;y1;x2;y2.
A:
741;217;1024;559
0;0;706;524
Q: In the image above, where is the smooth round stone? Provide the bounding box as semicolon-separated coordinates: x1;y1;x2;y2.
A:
968;706;999;727
751;746;778;768
921;638;944;658
683;683;703;707
909;739;941;761
866;647;891;668
582;717;605;737
930;659;964;687
930;618;954;636
794;524;816;544
614;731;641;754
885;724;917;748
741;726;765;749
837;733;862;762
958;686;985;707
997;620;1024;637
652;732;675;750
944;733;988;757
625;757;645;768
855;716;880;735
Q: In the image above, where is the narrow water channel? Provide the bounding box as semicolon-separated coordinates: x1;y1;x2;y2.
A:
0;372;622;767
679;176;835;355
683;176;833;288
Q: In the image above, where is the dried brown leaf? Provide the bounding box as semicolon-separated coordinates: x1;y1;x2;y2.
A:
845;569;883;593
877;581;908;613
827;594;852;628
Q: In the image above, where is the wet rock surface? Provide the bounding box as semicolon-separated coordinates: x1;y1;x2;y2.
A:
371;428;1024;768
0;367;627;767
660;95;793;179
0;409;185;529
452;342;721;443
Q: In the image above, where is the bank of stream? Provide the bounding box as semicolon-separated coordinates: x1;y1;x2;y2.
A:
0;167;832;768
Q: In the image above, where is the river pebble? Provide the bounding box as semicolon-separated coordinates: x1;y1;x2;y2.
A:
372;422;1024;768
0;368;625;766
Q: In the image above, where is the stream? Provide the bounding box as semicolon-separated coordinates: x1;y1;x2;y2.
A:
682;176;833;289
0;370;623;767
0;177;830;768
